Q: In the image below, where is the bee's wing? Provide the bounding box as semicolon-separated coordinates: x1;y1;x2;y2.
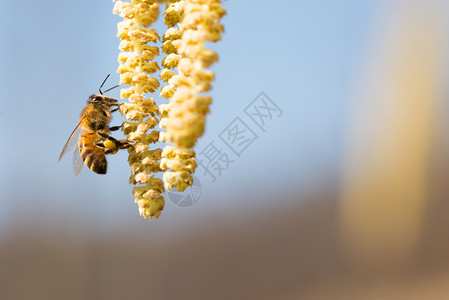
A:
72;146;84;176
58;114;86;161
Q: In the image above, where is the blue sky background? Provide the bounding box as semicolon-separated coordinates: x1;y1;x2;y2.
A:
0;0;398;233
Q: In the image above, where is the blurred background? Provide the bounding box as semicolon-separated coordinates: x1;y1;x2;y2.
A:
2;0;449;299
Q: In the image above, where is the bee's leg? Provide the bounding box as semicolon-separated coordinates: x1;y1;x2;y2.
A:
98;132;131;145
96;133;135;153
108;136;134;150
103;140;134;154
104;144;133;154
104;148;119;155
95;134;115;150
109;124;123;131
94;138;107;148
110;103;123;113
117;140;134;150
97;132;113;140
95;139;119;155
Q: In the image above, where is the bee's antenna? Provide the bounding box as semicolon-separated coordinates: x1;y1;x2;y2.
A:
99;74;111;95
103;84;120;94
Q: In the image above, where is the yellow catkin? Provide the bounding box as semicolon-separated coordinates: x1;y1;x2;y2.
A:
113;0;225;217
160;0;226;192
114;0;165;220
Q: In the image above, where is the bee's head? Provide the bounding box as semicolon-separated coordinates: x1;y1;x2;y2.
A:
88;94;118;105
87;75;120;105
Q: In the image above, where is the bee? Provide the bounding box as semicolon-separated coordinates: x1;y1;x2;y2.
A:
59;74;131;175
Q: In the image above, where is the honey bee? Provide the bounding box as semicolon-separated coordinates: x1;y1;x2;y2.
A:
59;75;131;175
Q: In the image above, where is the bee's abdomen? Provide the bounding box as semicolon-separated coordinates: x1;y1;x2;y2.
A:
79;134;107;174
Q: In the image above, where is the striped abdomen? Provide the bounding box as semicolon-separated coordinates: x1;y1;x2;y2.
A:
78;132;107;174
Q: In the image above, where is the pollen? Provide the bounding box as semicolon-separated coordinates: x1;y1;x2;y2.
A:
103;140;116;150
